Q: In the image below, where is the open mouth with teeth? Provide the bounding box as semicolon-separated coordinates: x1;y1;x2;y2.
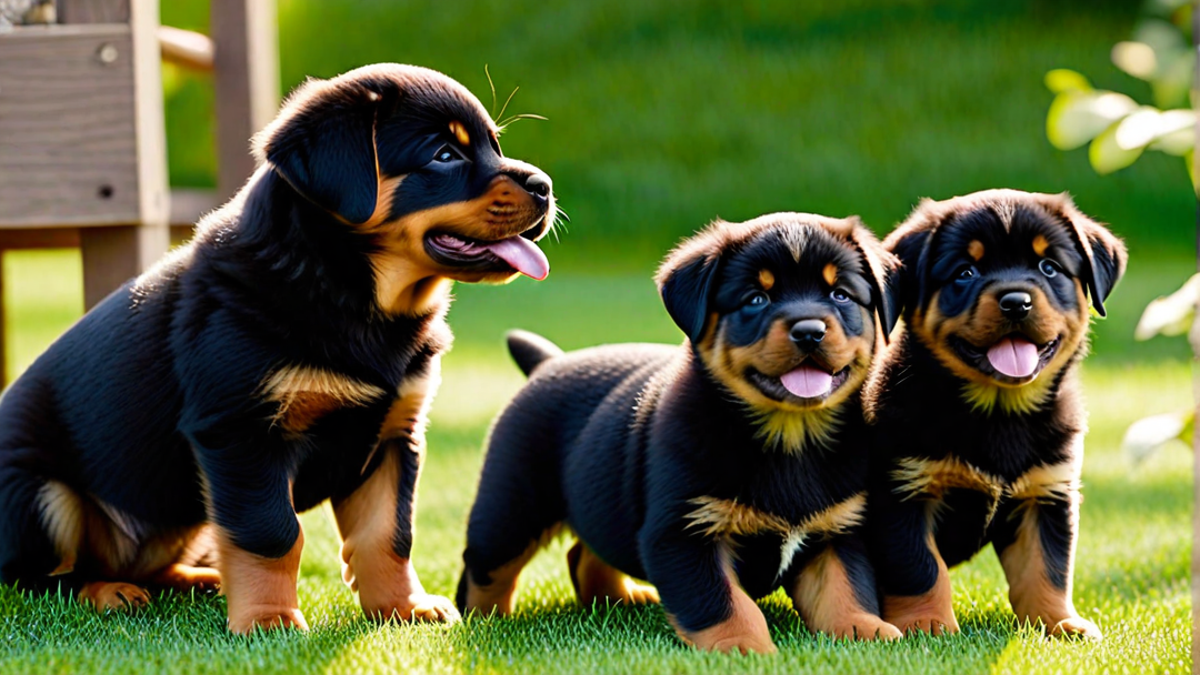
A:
951;333;1061;385
424;231;549;280
746;361;852;404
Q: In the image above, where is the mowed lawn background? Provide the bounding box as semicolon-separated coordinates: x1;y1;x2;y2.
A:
0;0;1194;674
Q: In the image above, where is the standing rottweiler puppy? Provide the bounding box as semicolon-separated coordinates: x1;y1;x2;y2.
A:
458;213;903;653
0;63;556;633
864;189;1126;639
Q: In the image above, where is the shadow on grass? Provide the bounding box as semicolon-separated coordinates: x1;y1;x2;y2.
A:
446;593;1018;675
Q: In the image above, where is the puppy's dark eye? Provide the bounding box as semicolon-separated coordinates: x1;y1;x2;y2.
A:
830;289;851;304
1039;259;1060;278
955;265;977;282
745;292;770;309
434;144;465;163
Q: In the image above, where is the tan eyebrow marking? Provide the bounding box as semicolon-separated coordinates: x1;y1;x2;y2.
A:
1032;234;1049;257
968;240;985;261
759;269;775;291
449;121;471;147
822;263;838;287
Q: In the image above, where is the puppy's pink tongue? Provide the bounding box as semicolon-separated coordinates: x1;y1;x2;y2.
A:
780;363;834;399
484;236;549;280
986;336;1039;378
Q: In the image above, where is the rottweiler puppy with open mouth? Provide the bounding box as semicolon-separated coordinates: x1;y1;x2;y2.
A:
458;213;902;653
864;189;1126;640
0;63;555;633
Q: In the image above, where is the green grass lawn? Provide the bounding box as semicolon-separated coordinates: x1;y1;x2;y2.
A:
0;251;1192;674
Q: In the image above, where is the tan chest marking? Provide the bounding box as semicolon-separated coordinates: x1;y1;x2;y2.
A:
892;456;1080;504
1007;459;1080;503
261;366;387;434
686;493;867;578
891;456;1002;502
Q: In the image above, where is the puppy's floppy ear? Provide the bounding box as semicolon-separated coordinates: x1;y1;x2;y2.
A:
655;223;730;344
883;199;940;318
847;217;901;341
1047;193;1128;317
253;76;385;226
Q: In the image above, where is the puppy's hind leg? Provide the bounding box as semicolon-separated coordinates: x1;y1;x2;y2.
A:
2;472;153;611
567;541;659;607
458;412;566;616
0;466;82;588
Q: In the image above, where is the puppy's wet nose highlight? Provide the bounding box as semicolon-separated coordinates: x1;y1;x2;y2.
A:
998;291;1033;321
789;319;826;347
524;172;552;198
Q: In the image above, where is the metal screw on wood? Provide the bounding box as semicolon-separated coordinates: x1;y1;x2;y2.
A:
98;43;119;65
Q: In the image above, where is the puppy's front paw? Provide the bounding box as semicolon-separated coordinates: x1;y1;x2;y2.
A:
623;581;660;605
78;581;151;611
227;606;309;634
821;614;904;641
892;614;960;636
364;593;461;624
686;628;778;655
883;594;960;637
1049;615;1102;640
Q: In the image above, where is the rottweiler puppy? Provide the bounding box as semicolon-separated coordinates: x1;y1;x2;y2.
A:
864;189;1126;640
0;63;556;633
458;213;903;653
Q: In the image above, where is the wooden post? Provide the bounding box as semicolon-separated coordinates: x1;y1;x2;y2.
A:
76;0;169;313
211;0;280;200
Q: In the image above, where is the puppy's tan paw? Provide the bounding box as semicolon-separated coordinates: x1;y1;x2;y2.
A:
78;581;151;611
821;615;904;641
624;582;660;605
894;615;960;637
1049;616;1102;640
227;606;309;634
365;593;461;624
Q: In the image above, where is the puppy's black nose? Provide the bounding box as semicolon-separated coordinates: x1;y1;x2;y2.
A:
999;291;1033;321
790;319;826;348
524;172;552;198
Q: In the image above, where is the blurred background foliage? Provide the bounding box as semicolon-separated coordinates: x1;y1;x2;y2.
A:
155;0;1195;363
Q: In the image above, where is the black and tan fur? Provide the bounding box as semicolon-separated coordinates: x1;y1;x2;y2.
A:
0;63;556;633
458;213;903;653
863;189;1126;639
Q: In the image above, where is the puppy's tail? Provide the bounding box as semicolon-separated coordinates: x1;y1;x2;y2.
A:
506;330;563;377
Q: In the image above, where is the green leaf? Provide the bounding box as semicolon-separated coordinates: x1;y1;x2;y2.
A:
1047;90;1138;150
1089;119;1145;174
1134;273;1200;340
1145;109;1196;155
1044;69;1092;94
1111;41;1158;80
1123;410;1194;464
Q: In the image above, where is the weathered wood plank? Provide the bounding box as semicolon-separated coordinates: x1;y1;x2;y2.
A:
57;0;130;25
0;27;141;227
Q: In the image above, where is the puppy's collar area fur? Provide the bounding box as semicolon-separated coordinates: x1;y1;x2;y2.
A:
749;406;843;454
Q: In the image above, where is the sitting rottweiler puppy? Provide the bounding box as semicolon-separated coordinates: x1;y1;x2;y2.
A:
458;213;903;653
0;63;556;633
864;189;1126;640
